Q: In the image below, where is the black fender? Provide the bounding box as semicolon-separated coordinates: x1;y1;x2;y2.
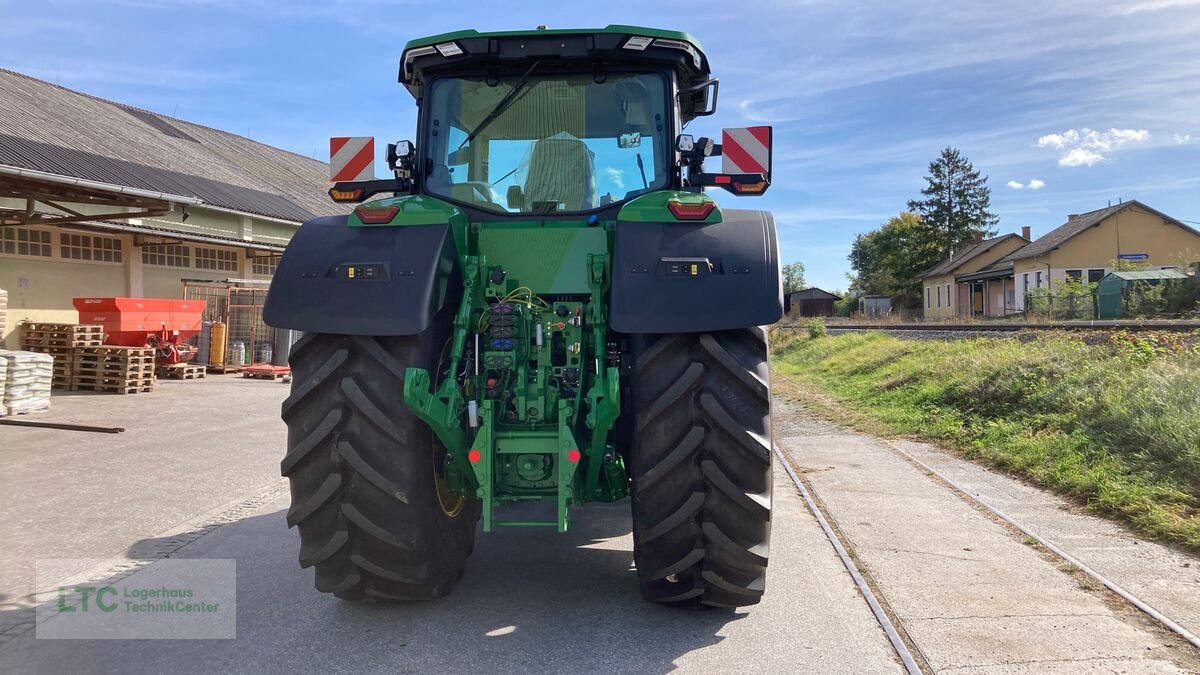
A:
263;215;460;336
610;208;783;333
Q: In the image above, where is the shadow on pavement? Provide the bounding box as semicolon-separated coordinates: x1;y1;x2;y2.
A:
2;498;744;673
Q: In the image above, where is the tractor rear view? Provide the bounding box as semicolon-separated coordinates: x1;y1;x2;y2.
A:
264;25;782;607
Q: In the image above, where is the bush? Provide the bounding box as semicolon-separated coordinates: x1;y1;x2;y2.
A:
807;318;827;339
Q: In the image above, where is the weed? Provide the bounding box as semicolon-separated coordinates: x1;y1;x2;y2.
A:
771;332;1200;550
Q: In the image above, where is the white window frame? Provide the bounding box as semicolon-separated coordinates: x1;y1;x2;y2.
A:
194;246;239;273
251;255;279;277
142;243;191;268
59;231;123;264
0;225;54;258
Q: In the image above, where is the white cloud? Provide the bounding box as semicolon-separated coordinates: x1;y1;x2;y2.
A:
1038;127;1150;166
1124;0;1200;13
1175;133;1193;144
603;167;625;189
1007;180;1024;189
1028;179;1046;189
1059;148;1105;167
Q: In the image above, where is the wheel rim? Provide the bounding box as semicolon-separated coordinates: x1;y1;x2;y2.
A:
433;338;466;518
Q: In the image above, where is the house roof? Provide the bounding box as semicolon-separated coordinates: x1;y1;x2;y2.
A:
1102;269;1188;281
788;287;839;300
0;68;344;224
1000;200;1200;263
922;233;1025;279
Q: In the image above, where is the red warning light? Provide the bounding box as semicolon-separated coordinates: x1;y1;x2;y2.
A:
567;449;581;463
468;449;482;463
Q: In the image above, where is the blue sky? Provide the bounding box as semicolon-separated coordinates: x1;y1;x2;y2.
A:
3;0;1199;291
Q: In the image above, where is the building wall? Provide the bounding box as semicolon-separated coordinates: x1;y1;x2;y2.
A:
922;236;1027;319
922;273;957;319
0;209;290;348
1011;207;1200;309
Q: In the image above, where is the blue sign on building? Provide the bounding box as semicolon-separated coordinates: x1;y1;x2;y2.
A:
1118;253;1149;261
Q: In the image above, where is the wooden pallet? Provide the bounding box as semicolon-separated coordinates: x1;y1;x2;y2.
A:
242;365;290;381
156;363;207;380
70;382;155;394
20;323;104;349
73;345;154;358
206;364;242;374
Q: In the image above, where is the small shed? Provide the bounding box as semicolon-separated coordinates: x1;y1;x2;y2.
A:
1096;269;1189;318
858;295;892;317
788;288;838;318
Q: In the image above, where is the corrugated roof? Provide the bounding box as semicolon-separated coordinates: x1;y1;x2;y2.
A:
922;233;1025;278
1000;200;1200;263
788;287;838;300
1103;269;1189;281
0;68;344;223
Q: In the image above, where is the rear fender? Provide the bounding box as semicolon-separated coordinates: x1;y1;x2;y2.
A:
610;208;782;333
263;215;460;336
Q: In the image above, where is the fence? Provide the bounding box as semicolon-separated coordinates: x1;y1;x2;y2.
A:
1023;291;1098;321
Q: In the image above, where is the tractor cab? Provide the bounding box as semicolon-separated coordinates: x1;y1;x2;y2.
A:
331;26;771;213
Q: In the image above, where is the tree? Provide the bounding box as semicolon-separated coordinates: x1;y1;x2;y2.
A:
906;147;999;258
848;212;941;309
782;261;807;294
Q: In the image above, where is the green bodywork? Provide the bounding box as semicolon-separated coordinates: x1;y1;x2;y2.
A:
364;196;639;531
404;24;704;54
347;25;725;532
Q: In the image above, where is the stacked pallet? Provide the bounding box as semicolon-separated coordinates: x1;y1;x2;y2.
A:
0;288;8;344
155;362;207;380
19;322;103;390
71;346;155;394
0;350;53;415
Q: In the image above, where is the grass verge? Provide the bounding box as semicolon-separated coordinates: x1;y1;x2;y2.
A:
770;329;1200;550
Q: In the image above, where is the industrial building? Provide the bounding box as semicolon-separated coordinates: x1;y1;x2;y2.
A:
0;68;342;348
922;200;1200;319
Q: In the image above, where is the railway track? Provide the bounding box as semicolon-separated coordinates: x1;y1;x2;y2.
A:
782;319;1200;332
774;442;1200;674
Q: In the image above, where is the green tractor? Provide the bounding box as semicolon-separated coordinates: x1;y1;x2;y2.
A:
264;25;782;607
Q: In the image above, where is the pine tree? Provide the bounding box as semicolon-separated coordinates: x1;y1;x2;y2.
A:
906;147;999;257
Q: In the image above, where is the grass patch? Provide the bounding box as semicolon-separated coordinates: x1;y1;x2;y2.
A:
771;330;1200;550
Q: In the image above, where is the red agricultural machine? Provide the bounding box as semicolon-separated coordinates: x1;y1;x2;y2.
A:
73;297;207;365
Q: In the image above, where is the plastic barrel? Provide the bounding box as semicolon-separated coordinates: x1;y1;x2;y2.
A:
210;322;227;366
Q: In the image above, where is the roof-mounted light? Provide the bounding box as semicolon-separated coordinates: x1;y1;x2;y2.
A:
402;45;437;80
435;41;463;57
623;36;653;51
651;38;703;69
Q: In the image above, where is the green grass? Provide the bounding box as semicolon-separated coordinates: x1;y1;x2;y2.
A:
770;330;1200;550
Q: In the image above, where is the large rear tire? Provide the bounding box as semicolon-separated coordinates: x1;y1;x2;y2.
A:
629;327;773;607
280;327;479;601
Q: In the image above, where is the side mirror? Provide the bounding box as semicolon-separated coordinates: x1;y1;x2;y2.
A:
679;78;719;118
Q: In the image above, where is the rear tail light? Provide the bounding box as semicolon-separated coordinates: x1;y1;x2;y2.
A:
667;200;716;221
353;205;399;224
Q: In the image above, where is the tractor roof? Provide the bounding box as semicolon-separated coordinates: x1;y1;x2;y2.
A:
399;25;711;96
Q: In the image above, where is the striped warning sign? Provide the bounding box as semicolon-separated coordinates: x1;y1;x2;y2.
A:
329;137;375;182
721;127;772;175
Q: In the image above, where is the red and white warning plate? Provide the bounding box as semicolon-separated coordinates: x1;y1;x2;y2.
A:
329;136;375;182
721;127;771;175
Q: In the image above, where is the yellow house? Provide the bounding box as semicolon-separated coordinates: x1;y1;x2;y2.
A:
922;231;1029;319
1001;200;1200;310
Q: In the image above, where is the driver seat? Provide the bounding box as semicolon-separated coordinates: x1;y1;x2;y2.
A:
524;134;596;212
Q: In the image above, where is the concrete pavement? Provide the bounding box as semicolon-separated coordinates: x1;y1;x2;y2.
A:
2;377;1198;673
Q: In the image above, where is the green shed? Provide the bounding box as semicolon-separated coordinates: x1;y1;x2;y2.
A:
1095;269;1189;318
